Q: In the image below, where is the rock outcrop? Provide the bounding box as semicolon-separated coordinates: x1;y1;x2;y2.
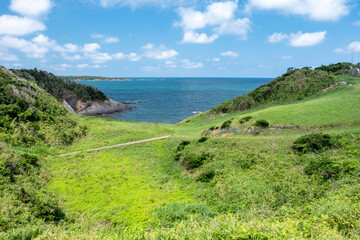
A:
62;92;130;115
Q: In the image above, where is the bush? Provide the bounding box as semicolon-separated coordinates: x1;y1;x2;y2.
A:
221;119;233;130
182;153;211;170
293;133;334;154
176;140;191;152
198;136;208;143
195;170;215;182
239;116;252;124
304;158;340;179
254;119;269;128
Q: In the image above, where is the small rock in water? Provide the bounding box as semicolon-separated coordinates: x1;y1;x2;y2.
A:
338;81;348;86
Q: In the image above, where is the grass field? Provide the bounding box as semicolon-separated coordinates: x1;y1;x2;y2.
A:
15;83;355;239
2;78;360;239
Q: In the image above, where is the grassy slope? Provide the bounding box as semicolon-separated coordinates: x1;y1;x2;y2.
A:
34;81;360;239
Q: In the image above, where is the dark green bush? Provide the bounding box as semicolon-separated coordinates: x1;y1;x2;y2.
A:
254;119;269;128
239;116;252;124
198;136;208;143
195;170;215;182
182;152;211;170
304;158;340;179
221;119;233;130
293;133;334;154
176;140;191;152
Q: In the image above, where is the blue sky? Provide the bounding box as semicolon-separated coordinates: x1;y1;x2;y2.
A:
0;0;359;77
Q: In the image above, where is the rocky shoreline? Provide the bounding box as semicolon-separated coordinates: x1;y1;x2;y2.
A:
62;92;131;116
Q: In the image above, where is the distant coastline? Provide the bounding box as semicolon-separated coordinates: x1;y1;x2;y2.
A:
60;76;135;81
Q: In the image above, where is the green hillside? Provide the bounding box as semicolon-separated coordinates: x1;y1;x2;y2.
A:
1;66;360;239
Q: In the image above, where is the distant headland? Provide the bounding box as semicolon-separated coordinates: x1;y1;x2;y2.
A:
60;76;135;81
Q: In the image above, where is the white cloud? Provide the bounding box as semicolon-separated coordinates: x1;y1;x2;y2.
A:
181;59;204;69
182;31;218;44
165;60;177;68
353;20;360;26
268;32;288;43
215;18;251;39
10;0;53;17
0;15;46;36
176;1;251;43
128;53;141;61
221;51;238;57
0;35;49;59
335;41;360;53
77;63;89;68
289;31;326;47
268;31;327;47
0;51;19;61
142;43;178;59
91;33;119;43
246;0;349;21
104;36;119;43
282;56;292;60
212;57;220;62
83;43;101;52
98;0;194;8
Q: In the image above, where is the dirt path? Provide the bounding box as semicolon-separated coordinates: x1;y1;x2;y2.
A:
56;135;171;157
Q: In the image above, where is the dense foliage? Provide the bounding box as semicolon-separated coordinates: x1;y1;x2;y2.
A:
0;144;65;233
315;62;356;74
211;68;336;113
13;69;108;102
0;67;86;146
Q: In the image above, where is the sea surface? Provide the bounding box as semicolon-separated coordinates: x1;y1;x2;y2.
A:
80;78;271;124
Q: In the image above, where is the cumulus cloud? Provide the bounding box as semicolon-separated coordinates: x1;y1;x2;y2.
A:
10;0;53;17
268;31;327;47
97;0;194;8
246;0;349;21
282;56;292;60
268;32;288;43
335;41;360;53
0;15;46;36
181;59;204;69
91;33;119;43
289;31;326;47
142;43;178;60
182;31;218;44
176;1;251;43
221;51;238;57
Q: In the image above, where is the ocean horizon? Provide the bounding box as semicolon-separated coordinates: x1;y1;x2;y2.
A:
80;77;272;123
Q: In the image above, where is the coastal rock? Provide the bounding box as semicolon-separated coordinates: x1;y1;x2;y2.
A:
338;81;348;86
77;99;131;116
62;100;76;114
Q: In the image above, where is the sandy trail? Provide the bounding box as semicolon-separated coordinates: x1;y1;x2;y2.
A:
56;135;171;157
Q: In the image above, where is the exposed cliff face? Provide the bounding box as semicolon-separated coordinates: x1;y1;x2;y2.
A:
62;92;131;116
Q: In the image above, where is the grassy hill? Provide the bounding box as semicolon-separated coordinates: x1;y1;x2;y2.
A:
1;66;360;239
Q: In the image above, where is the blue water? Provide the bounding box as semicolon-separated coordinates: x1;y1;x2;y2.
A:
80;78;271;124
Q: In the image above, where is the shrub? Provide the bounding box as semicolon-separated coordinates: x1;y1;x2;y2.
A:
195;170;215;182
254;119;269;128
198;136;208;143
182;153;211;170
304;158;340;179
221;119;233;130
176;140;191;152
239;116;252;124
293;133;334;154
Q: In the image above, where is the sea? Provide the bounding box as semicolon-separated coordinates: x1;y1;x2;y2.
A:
79;78;272;124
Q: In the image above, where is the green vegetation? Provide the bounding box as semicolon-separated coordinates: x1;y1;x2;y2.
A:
1;65;360;239
13;69;108;102
211;68;336;113
254;119;269;128
315;62;357;74
0;67;86;147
